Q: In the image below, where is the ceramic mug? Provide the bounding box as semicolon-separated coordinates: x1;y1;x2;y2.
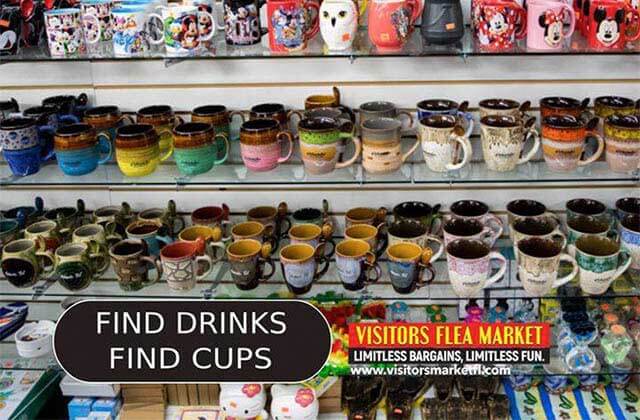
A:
0;220;20;252
446;238;508;298
24;220;63;253
231;221;276;248
615;197;640;222
288;223;335;257
603;114;640;173
226;239;275;290
358;102;414;131
115;123;172;177
2;146;46;177
249;103;296;131
583;0;640;49
247;202;291;239
44;8;98;57
54;242;101;291
80;0;115;42
569;235;631;295
178;225;227;259
335;239;381;291
22;105;79;149
367;0;422;51
191;204;232;237
173;122;229;176
43;199;87;239
419;114;472;172
280;243;329;294
442;218;498;247
360;117;420;174
239;119;294;172
319;0;358;50
566;215;612;251
386;242;436;294
111;6;155;56
109;239;162;291
160;239;215;291
305;87;342;110
136;105;183;158
480;115;540;172
191;104;246;150
83;105;134;146
93;202;134;238
222;0;262;46
565;198;611;226
448;200;504;246
527;0;575;49
345;207;388;227
2;197;45;228
298;117;361;174
594;96;638;120
125;220;173;256
0;117;53;177
511;216;567;251
541;115;604;172
292;200;329;226
539;97;591;119
474;0;527;50
387;220;445;260
42;94;89;119
72;223;118;273
54;123;112;176
266;0;320;52
344;223;387;258
1;238;54;288
516;237;578;296
507;199;557;226
393;201;441;233
416;99;474;138
478;98;530;119
138;200;185;239
149;5;215;56
620;214;640;271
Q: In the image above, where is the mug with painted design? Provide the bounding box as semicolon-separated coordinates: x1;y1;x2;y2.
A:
280;243;329;295
541;115;604;172
569;235;631;295
83;105;134;144
516;237;578;296
419;114;473;173
227;239;275;290
360;117;420;174
478;98;531;119
446;238;508;298
191;104;246;150
539;97;591;120
335;239;381;292
1;238;54;288
298;117;361;175
173;122;229;177
386;242;436;294
603;114;640;173
160;239;216;291
480;115;540;172
54;123;113;176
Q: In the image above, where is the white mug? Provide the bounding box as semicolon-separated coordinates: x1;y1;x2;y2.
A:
150;5;215;55
319;0;359;50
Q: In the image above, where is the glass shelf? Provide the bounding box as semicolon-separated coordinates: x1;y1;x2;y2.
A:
0;343;58;372
1;27;639;63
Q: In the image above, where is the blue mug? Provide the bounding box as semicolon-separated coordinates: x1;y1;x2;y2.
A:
125;220;173;256
54;123;112;176
416;99;474;138
23;105;79;153
2;145;47;177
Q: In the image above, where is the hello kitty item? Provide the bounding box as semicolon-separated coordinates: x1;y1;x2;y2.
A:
220;383;269;420
320;0;358;50
271;385;319;420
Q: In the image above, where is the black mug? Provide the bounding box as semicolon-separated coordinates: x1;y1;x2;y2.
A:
223;0;264;46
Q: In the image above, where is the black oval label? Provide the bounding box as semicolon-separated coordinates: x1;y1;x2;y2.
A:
54;300;331;383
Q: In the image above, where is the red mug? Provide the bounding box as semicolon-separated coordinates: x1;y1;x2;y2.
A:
267;0;320;52
583;0;640;48
474;0;527;50
368;0;424;51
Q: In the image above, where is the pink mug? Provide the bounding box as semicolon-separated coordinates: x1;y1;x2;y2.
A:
527;0;576;49
368;0;423;51
240;118;294;171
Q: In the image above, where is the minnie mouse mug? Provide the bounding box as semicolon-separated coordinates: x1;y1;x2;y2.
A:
527;0;575;49
474;0;527;51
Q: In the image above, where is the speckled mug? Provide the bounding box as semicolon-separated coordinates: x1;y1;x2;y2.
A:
480;115;540;172
603;114;640;173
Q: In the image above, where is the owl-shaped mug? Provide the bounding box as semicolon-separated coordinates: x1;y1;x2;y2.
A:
368;0;423;51
320;0;359;50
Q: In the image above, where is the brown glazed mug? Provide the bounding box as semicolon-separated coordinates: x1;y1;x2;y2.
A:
539;97;591;120
506;199;559;226
249;103;297;131
136;105;184;156
360;117;420;174
305;86;341;110
109;239;162;291
191;204;232;239
231;221;276;248
345;207;388;227
594;96;638;120
541;115;604;172
191;104;246;156
83;105;134;132
115;123;170;177
478;98;531;119
239;118;294;172
247;202;291;239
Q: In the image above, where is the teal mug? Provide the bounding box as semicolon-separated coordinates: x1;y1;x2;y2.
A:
173;122;229;176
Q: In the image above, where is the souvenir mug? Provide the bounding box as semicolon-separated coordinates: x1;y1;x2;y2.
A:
527;0;575;49
358;102;414;131
111;6;154;56
83;105;134;145
93;202;134;241
387;220;445;259
344;223;387;258
416;99;474;138
54;242;101;291
250;103;298;131
72;223;118;273
2;197;45;228
289;223;335;256
160;239;215;291
247;203;291;241
540;97;591;119
173;122;229;176
603;114;640;173
566;215;612;251
24;220;63;252
565;198;611;226
360;117;420;174
478;98;530;119
138;200;185;239
189;0;224;44
335;239;381;291
367;0;423;51
446;238;508;298
419;115;472;172
298;117;361;174
149;5;215;55
280;243;329;294
43;199;87;239
386;242;436;294
42;94;89;119
223;0;262;45
474;0;527;50
292;200;329;225
191;204;232;236
393;201;441;233
54;123;112;176
109;239;162;291
449;200;504;246
80;0;115;42
516;237;578;296
583;0;640;49
226;239;275;290
480;115;540;172
191;104;246;153
239;119;294;171
136;105;183;158
44;8;99;57
569;235;631;295
1;239;54;288
511;216;567;251
442;218;498;247
594;96;638;120
115;123;172;177
305;87;341;110
620;214;639;271
267;0;320;52
541;115;604;171
178;225;227;258
1;117;52;177
232;221;276;247
615;197;640;222
125;220;173;256
319;0;358;50
0;220;20;252
345;207;387;227
22;106;78;152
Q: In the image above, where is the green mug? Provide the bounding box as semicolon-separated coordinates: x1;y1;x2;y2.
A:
173;122;230;177
54;242;101;291
72;223;120;273
1;238;55;288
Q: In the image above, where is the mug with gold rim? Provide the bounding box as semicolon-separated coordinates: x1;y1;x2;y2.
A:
288;223;335;258
280;242;329;295
386;242;436;294
344;223;387;259
226;239;275;290
335;239;381;291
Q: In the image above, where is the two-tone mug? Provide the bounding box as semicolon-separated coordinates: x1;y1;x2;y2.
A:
291;199;329;226
298;117;361;174
603;114;640;173
344;223;387;258
54;242;101;291
335;239;381;291
1;239;54;287
478;98;530;119
446;238;508;297
0;220;20;252
516;237;578;296
358;101;414;131
620;214;639;271
442;218;498;247
539;97;591;119
115;123;172;177
594;96;638;120
191;204;232;238
360;117;420;174
387;220;445;260
138;200;185;239
109;239;162;291
83;105;134;147
54;123;112;176
507;199;557;226
239;119;294;172
386;242;436;294
511;216;567;253
231;221;276;248
178;225;227;259
565;198;611;226
93;202;134;239
569;235;631;295
72;223;119;273
136;105;183;157
160;239;215;291
173;122;229;176
227;239;275;290
345;207;387;227
566;215;611;251
191;104;246;150
288;223;335;257
416;99;474;138
419;114;472;172
125;220;173;256
280;243;329;294
247;202;291;240
393;201;441;233
24;220;63;253
541;115;604;172
249;103;297;131
43;199;86;239
615;197;640;222
1;117;54;177
449;200;504;247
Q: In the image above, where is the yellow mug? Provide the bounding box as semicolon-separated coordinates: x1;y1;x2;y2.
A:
115;124;173;177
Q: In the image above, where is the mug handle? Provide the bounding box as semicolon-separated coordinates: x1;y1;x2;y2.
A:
401;134;421;163
560;5;576;38
514;5;527;39
199;11;217;40
159;139;174;162
219;220;234;242
83;14;102;44
213;133;230;165
118;115;135;126
416;262;436;288
482;213;504;245
322;238;336;259
364;254;382;284
314;252;330;281
276;131;294;163
445;133;472;171
259;257;276;281
147;13;166;45
553;253;578;288
485;251;508;288
195;254;214;280
375;230;388;259
578;130;604;166
38;126;56;162
303;0;320;39
206;242;227;264
517;126;540;165
35;248;55;273
425;235;444;262
287;110;304;129
335;135;361;169
457;111;475;138
170;216;186;237
397;110;415;133
140;255;162;286
229;110;246;126
551;229;568;250
90;241;110;274
96;132;113;164
612;250;632;280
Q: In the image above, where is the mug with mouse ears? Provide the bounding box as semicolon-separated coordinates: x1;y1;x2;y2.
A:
474;0;527;51
267;0;320;52
149;5;216;55
583;0;640;48
527;0;576;49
